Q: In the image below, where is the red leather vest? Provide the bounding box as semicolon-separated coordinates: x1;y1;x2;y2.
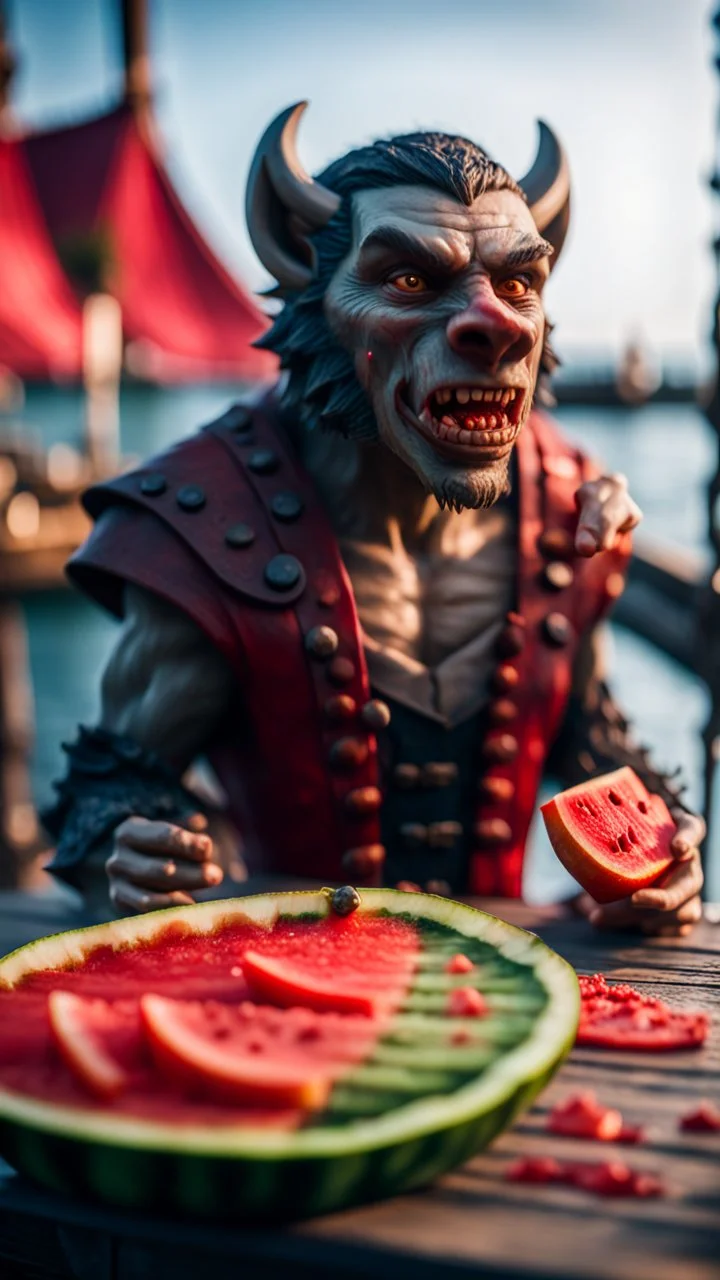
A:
69;401;630;898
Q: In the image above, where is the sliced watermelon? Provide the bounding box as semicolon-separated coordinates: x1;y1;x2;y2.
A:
541;766;676;903
0;889;579;1221
241;951;376;1017
48;992;131;1100
140;995;379;1109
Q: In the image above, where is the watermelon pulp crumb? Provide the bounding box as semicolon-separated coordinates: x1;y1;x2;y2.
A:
506;1157;664;1198
577;973;709;1051
548;1091;623;1141
447;988;488;1018
679;1102;720;1132
445;954;474;974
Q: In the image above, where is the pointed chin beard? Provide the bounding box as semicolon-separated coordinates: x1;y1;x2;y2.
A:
433;455;511;512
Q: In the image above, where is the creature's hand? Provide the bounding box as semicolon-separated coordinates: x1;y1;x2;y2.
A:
574;474;642;557
574;810;705;937
106;814;224;914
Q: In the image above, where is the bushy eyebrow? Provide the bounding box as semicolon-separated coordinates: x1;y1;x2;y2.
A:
356;226;458;274
502;234;553;268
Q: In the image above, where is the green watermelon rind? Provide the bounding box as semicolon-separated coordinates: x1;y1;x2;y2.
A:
0;890;579;1219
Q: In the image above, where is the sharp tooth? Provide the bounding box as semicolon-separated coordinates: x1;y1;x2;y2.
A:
437;422;449;439
501;390;511;407
438;388;451;405
456;388;470;404
446;426;461;442
487;415;497;429
475;415;487;429
420;407;433;426
470;388;484;402
508;388;516;401
458;429;473;444
441;415;456;428
481;389;492;402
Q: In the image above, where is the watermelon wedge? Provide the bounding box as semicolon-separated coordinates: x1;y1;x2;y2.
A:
0;889;579;1220
48;992;130;1101
541;767;676;903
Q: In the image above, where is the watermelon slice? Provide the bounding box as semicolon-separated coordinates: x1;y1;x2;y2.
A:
0;889;579;1221
541;766;676;903
48;992;131;1100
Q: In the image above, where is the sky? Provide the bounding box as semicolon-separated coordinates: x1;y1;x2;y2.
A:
5;0;719;363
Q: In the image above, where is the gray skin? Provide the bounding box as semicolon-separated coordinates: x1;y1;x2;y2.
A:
96;183;703;933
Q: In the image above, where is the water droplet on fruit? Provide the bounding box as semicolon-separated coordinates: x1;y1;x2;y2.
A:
230;966;242;977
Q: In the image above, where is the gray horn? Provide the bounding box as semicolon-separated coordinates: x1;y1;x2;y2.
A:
519;121;571;267
246;102;341;293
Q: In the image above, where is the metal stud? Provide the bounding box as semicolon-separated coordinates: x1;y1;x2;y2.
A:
248;448;280;475
328;656;355;686
176;484;206;511
543;612;574;648
345;786;382;816
491;663;520;693
393;763;421;789
477;775;516;802
538;527;574;560
264;554;303;591
543;560;574;591
427;821;463;849
329;737;369;771
224;523;255;549
400;822;428;848
360;699;391;730
324;694;357;722
488;698;518;725
482;733;519;764
305;625;339;659
496;624;525;659
271;491;304;522
474;817;513;845
226;404;253;432
421;762;459;788
140;472;167;497
342;844;385;876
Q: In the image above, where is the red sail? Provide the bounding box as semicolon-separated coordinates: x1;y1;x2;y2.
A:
0;135;82;380
22;104;276;382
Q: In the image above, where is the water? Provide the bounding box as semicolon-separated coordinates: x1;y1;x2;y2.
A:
12;388;720;901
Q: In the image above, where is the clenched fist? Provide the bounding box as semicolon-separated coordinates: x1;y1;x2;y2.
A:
106;814;224;914
574;473;642;557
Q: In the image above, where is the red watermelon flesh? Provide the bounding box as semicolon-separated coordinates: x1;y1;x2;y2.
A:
0;914;419;1126
541;767;676;903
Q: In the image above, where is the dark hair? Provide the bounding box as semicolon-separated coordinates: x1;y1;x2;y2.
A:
258;132;554;441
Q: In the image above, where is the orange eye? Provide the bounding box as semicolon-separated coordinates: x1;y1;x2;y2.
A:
497;276;530;300
389;272;429;294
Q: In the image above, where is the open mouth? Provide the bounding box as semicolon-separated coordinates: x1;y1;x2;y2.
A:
398;384;525;461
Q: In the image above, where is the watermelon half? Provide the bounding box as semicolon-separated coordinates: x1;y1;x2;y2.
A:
0;889;578;1221
541;767;676;904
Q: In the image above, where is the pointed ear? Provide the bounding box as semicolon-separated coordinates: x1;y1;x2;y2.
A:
246;102;341;295
518;121;571;267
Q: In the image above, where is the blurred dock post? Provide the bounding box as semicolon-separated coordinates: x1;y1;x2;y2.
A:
82;293;122;479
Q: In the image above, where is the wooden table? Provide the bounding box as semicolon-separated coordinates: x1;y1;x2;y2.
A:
0;897;717;1280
